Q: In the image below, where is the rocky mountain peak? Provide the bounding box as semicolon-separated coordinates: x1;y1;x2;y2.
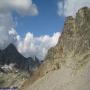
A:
21;8;90;88
0;43;40;72
76;7;90;30
0;44;41;88
76;7;90;20
3;44;18;56
5;44;16;50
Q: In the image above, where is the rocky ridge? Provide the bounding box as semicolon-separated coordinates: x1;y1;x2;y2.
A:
42;7;90;74
0;44;40;72
0;44;40;89
20;7;90;90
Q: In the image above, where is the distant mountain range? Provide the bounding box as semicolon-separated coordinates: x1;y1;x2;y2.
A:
0;43;41;88
0;44;40;72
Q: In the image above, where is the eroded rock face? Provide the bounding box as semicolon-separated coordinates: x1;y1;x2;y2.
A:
41;7;90;74
20;7;90;90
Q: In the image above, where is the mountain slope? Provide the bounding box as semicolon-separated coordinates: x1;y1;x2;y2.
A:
0;44;40;89
29;58;90;90
21;7;90;90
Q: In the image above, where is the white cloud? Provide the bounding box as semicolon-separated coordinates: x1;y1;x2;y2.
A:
0;0;38;49
17;32;60;60
0;12;13;49
58;0;90;16
0;0;38;15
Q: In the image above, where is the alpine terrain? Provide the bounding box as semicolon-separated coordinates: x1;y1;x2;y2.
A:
0;44;40;89
21;7;90;90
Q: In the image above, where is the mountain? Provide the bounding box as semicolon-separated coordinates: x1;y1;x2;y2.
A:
0;44;40;71
0;44;40;89
27;56;40;71
20;7;90;90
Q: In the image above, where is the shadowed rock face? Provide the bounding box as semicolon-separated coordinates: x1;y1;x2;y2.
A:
0;44;40;72
0;44;40;89
20;7;90;90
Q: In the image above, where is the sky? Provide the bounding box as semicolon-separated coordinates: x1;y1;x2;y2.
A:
13;0;65;37
0;0;90;60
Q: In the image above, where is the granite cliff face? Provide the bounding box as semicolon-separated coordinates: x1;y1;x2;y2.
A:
20;7;90;90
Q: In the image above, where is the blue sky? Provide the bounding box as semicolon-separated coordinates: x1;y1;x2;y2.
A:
13;0;65;37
